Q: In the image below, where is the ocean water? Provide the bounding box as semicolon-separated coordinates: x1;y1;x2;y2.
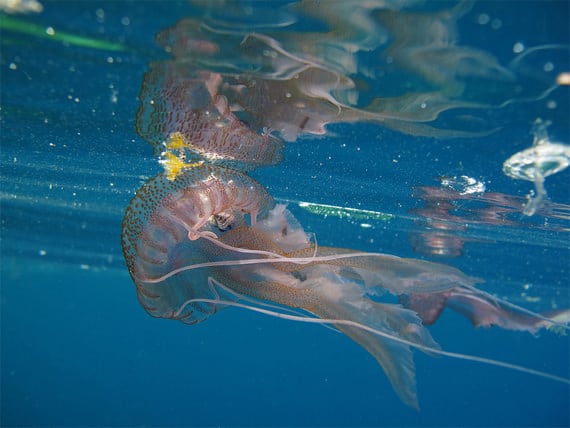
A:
1;1;569;427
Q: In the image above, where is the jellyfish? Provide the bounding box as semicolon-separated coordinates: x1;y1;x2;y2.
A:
123;3;570;409
503;119;570;215
121;165;569;409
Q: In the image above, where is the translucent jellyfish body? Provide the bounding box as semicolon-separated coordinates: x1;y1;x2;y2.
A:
503;119;570;215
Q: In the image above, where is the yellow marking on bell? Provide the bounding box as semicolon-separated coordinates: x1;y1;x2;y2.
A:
160;152;204;181
165;132;188;150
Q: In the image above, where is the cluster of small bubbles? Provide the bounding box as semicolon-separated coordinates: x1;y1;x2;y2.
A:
110;84;119;104
475;13;502;29
440;175;486;195
520;283;541;303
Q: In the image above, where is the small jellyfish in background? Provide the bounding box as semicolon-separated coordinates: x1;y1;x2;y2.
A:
503;118;570;216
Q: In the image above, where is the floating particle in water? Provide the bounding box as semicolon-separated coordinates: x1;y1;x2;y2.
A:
0;0;43;14
502;118;570;216
557;72;570;86
513;42;525;54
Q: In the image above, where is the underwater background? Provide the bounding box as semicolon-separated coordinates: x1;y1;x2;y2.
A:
1;1;569;427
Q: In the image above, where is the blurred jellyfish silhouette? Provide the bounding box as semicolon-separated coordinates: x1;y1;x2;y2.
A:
147;1;566;142
503;119;570;216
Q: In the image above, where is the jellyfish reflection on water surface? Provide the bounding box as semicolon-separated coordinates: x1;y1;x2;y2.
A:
121;1;570;409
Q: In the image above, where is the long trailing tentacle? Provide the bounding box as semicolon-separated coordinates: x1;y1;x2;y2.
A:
136;243;570;333
173;295;570;385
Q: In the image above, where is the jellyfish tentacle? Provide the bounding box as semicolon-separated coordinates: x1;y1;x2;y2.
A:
174;295;570;386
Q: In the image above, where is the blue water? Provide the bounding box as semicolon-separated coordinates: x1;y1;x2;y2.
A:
1;1;569;427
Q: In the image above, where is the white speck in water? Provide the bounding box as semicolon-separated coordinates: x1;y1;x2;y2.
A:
477;13;490;25
95;8;105;23
513;42;525;54
546;100;557;109
557;72;570;86
543;62;554;72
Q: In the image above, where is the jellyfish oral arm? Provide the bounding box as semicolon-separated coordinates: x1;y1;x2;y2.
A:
401;288;570;334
